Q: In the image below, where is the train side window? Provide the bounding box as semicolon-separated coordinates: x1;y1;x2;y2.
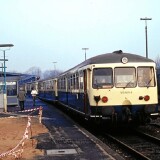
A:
73;74;76;89
63;78;65;89
38;82;43;91
138;67;155;87
92;68;113;89
79;72;84;90
61;77;65;89
75;73;79;89
67;75;73;90
71;75;73;89
67;77;70;90
58;79;61;89
43;82;45;91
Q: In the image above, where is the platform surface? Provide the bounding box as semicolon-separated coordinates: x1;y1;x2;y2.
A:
0;97;123;160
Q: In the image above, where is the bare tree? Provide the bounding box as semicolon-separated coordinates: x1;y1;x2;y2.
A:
23;66;63;80
43;69;62;79
25;66;42;78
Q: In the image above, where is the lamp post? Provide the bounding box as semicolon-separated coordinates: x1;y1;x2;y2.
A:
0;44;14;112
140;17;152;59
82;48;89;61
52;62;57;76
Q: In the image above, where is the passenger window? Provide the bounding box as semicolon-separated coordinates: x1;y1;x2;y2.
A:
79;72;84;90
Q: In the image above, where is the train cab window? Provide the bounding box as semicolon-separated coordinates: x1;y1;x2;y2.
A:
115;67;136;88
138;67;155;87
93;68;113;89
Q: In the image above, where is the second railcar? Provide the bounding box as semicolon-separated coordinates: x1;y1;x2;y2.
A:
37;78;58;102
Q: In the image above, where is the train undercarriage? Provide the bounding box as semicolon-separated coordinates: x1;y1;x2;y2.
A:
89;105;159;125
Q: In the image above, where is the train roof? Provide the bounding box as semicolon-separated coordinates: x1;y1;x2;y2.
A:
79;50;154;69
58;50;155;76
84;50;154;64
76;50;153;68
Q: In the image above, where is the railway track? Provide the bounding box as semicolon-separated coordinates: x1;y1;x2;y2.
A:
101;128;160;160
137;122;160;140
67;111;160;159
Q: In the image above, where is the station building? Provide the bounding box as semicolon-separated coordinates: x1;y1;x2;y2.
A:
0;72;34;112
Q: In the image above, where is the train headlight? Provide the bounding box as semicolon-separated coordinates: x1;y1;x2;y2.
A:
102;96;108;103
144;95;150;101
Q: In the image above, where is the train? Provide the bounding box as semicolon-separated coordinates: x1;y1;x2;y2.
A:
24;50;159;125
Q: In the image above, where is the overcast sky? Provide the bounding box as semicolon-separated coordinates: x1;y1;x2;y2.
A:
0;0;160;73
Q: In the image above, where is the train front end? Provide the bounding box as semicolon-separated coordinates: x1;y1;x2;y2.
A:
87;52;159;124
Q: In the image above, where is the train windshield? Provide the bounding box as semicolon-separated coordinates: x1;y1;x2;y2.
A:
137;67;155;87
93;68;113;89
115;67;136;88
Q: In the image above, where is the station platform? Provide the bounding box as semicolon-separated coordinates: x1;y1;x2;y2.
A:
0;97;124;160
